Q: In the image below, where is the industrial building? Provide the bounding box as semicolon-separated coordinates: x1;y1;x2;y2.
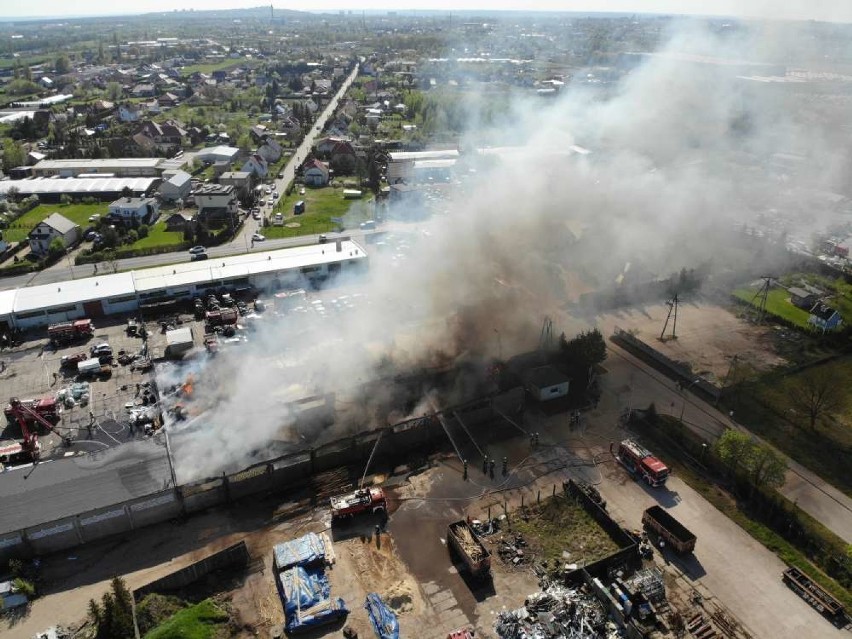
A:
0;240;368;330
387;149;460;184
0;177;159;202
31;158;166;178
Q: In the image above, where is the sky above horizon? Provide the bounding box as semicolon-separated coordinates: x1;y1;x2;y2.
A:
1;0;851;23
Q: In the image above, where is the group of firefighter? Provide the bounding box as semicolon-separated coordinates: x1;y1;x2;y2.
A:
460;431;541;481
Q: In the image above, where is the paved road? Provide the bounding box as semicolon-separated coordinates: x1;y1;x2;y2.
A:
237;63;361;246
604;340;852;543
0;65;361;293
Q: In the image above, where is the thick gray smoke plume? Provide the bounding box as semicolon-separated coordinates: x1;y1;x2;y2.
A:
167;18;852;482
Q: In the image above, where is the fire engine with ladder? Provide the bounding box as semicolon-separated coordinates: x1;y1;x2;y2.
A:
1;397;68;465
611;439;670;487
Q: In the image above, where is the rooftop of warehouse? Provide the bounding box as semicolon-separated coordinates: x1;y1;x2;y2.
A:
14;273;136;313
132;240;366;292
34;158;164;169
0;177;158;196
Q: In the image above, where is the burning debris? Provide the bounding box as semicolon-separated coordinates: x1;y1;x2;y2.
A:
494;584;621;639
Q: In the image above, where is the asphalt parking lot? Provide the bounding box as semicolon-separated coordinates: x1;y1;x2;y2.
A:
0;316;166;461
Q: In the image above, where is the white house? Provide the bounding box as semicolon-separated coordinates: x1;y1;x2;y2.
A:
241;153;269;178
159;170;192;202
107;197;160;226
28;213;81;257
118;104;143;123
303;160;330;187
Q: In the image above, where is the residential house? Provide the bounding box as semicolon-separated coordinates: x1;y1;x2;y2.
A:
107;197;160;227
131;83;156;98
330;140;357;166
220;171;253;200
257;138;283;164
118;104;143;123
164;212;195;232
159;92;180;107
314;136;349;156
193;183;239;227
808;303;842;333
28;213;81;257
133;119;186;153
250;125;269;144
303;160;330;187
159;170;192;203
241;153;269;179
279;116;301;135
789;287;820;310
39;76;54;89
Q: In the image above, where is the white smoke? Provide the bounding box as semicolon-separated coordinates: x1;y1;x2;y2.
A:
166;18;852;482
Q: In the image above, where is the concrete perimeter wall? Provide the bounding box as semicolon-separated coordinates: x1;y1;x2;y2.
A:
0;388;524;563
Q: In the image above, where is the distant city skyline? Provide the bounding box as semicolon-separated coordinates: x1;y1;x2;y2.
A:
0;0;851;23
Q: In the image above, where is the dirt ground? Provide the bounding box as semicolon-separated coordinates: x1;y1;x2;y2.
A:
596;300;787;383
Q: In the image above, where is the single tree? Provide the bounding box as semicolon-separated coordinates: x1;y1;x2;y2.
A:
785;367;846;430
748;444;787;489
714;429;754;477
47;237;66;260
55;55;71;75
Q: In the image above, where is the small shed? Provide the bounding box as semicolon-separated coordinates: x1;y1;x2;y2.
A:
165;326;194;358
789;287;818;310
523;366;570;402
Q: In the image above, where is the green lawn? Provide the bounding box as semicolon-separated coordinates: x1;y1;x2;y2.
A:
727;357;852;497
131;219;186;250
733;286;812;329
143;599;230;639
264;185;373;239
4;203;106;242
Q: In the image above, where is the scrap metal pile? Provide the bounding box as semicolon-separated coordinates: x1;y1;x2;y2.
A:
494;585;624;639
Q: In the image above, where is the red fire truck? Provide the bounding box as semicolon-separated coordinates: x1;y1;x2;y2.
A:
612;439;670;487
330;487;387;521
48;319;94;345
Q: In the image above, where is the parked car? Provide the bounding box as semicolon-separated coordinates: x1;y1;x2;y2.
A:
90;343;113;358
252;211;261;220
188;245;206;255
318;234;328;244
88;214;101;223
191;253;209;262
252;233;266;242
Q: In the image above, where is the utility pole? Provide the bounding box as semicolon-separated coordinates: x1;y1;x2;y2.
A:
660;293;679;341
751;276;772;324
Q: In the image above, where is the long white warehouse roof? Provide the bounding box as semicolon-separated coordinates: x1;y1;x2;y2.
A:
33;158;163;171
6;241;367;315
0;177;158;196
14;273;136;314
389;150;460;162
133;241;365;293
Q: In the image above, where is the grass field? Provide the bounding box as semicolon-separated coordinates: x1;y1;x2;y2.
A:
727;357;852;497
143;599;229;639
512;496;619;566
4;203;106;242
733;286;812;329
264;185;373;239
131;219;186;250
